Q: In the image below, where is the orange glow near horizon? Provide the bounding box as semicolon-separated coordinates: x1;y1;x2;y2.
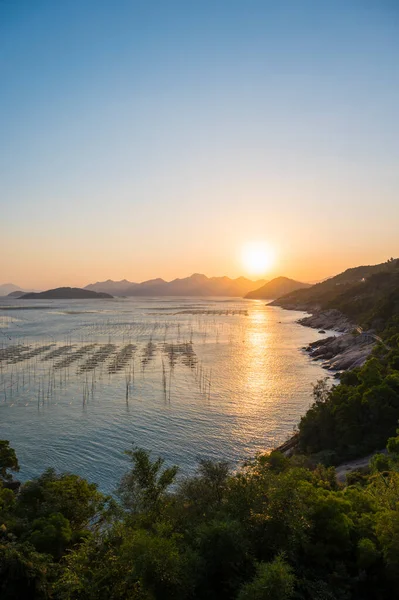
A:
240;242;276;276
1;228;397;290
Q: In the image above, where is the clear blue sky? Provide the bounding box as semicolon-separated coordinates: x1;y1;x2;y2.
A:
1;0;398;288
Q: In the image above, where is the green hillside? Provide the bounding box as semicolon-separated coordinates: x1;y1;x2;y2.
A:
273;258;399;330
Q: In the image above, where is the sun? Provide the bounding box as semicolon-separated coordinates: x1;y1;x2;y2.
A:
241;241;276;276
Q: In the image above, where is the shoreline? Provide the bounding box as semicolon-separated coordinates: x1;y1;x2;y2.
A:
291;308;375;373
274;306;376;469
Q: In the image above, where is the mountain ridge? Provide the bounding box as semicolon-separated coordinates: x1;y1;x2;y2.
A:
85;273;268;297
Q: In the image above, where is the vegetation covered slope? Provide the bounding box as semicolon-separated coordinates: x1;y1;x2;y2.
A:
272;258;399;330
298;338;399;463
326;270;399;330
245;276;310;299
294;263;399;463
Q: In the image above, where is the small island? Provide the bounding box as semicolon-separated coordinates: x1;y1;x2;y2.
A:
20;287;113;299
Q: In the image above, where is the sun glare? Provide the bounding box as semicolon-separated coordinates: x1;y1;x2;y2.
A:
241;241;276;275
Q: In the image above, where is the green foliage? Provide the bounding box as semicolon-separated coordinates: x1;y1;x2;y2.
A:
370;453;391;473
16;468;108;527
0;462;112;598
357;538;379;570
237;556;295;600
298;354;399;461
117;447;178;516
117;527;192;599
27;513;72;559
174;459;230;526
0;440;19;481
0;486;16;512
345;470;369;487
375;510;399;579
387;430;399;455
1;441;399;599
54;531;152;600
194;518;251;599
0;541;53;600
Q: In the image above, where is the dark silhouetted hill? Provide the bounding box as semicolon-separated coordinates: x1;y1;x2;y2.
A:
21;288;113;300
245;276;310;299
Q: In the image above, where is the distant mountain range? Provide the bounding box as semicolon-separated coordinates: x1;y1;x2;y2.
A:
85;274;268;297
0;283;23;296
21;288;113;300
245;276;311;299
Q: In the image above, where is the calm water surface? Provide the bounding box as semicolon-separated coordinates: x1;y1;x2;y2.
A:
0;297;332;493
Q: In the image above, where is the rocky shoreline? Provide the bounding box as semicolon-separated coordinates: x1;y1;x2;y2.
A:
297;309;375;372
274;309;376;466
304;333;375;371
297;309;353;333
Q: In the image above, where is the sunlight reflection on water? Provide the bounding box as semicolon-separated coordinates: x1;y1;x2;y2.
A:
0;296;333;493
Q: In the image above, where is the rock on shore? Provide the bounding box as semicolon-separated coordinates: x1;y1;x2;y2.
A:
298;309;374;371
305;333;375;371
298;309;353;333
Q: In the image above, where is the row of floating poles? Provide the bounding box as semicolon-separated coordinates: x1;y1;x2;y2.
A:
1;343;215;406
0;306;251;406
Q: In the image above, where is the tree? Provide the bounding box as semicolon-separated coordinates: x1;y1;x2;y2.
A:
0;542;53;600
194;518;251;599
0;441;19;482
117;448;178;516
175;459;230;522
28;513;72;559
387;429;399;456
16;469;107;530
237;556;295;600
375;510;399;580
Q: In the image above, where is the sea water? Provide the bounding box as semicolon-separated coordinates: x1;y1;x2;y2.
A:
0;296;332;494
